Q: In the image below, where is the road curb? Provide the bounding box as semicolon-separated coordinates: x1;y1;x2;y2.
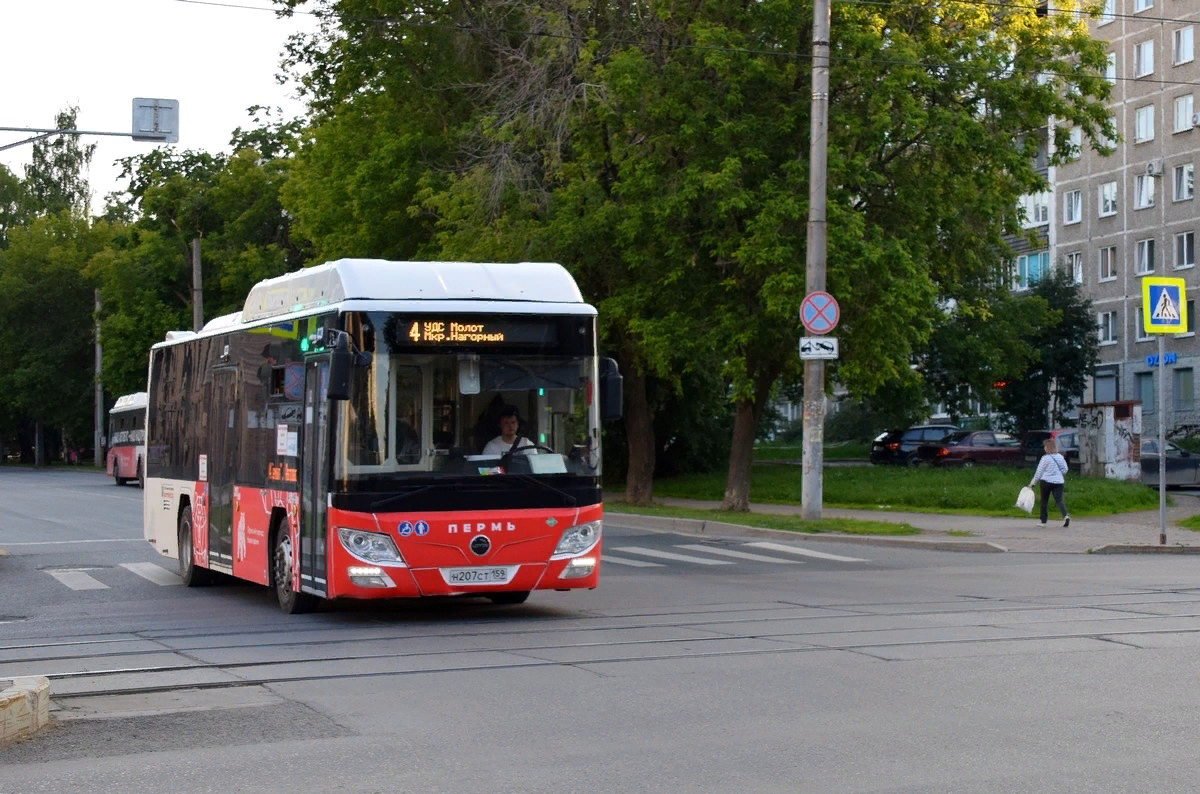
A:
1088;543;1200;554
1;676;51;743
609;512;1008;553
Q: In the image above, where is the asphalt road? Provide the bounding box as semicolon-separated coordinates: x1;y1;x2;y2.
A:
5;467;1200;792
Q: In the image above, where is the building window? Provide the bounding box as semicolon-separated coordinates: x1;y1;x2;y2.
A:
1101;0;1115;22
1175;95;1195;132
1175;163;1195;201
1100;245;1118;281
1064;190;1082;224
1100;180;1118;216
1137;308;1153;341
1106;52;1117;82
1066;251;1083;284
1135;105;1155;142
1176;26;1194;65
1066;127;1081;161
1176;231;1196;268
1136;174;1156;208
1136;40;1155;77
1015;251;1050;290
1136;238;1156;274
1177;300;1196;338
1019;192;1050;228
1135;0;1153;10
1099;310;1118;344
1138;371;1155;413
1176;368;1195;412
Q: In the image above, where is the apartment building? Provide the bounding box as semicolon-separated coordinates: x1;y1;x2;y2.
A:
1051;0;1200;436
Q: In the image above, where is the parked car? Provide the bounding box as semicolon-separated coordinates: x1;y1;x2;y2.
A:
1141;439;1200;487
914;429;1025;468
1020;429;1079;466
870;424;960;466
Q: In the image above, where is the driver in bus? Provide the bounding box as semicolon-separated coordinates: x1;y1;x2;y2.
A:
481;406;534;456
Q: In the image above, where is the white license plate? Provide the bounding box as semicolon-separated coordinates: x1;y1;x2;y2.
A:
441;566;517;585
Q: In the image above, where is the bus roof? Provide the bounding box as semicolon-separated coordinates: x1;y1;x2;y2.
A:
241;259;586;324
110;392;147;413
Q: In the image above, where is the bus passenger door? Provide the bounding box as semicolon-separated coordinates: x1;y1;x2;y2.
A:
300;359;330;596
208;367;239;570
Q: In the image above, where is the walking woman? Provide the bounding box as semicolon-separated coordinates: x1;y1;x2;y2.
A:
1029;438;1070;527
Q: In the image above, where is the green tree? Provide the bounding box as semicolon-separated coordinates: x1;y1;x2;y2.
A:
0;164;28;248
23;106;96;217
0;214;106;461
997;267;1099;433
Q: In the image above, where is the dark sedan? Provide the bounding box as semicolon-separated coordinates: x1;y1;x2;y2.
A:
914;430;1025;468
1141;440;1200;487
870;424;960;466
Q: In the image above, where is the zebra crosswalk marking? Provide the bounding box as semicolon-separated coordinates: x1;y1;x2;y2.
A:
600;554;665;568
611;546;734;565
46;569;109;591
120;562;182;586
674;544;803;564
745;541;868;563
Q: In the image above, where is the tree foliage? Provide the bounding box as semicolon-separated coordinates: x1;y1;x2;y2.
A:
997;267;1099;433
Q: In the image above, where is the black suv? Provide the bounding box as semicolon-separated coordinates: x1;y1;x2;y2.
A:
870;424;960;466
1020;429;1079;466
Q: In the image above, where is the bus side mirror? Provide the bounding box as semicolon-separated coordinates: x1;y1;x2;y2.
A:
599;357;623;422
327;331;352;401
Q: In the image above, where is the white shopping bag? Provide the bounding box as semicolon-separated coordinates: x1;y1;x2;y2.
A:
1015;486;1034;514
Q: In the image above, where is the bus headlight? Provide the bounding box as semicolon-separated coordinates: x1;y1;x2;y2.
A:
551;520;601;559
337;528;405;565
559;556;597;579
347;566;396;588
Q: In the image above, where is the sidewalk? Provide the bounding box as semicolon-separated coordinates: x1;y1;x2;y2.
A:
611;494;1200;554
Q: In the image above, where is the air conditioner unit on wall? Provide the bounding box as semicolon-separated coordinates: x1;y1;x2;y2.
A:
1192;111;1200;127
1146;159;1163;176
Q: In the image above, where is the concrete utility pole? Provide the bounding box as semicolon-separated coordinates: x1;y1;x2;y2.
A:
94;290;103;468
801;0;831;520
192;237;204;331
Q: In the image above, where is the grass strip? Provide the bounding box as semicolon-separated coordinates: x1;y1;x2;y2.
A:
645;464;1161;517
605;502;922;536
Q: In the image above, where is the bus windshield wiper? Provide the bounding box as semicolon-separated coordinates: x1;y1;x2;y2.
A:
370;484;441;512
502;474;577;507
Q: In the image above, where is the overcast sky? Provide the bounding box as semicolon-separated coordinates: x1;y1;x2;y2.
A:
0;0;318;214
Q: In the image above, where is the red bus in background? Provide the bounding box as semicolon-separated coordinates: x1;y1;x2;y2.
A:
106;392;146;488
143;259;622;613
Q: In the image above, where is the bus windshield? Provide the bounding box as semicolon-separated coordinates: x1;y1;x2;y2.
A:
334;313;600;485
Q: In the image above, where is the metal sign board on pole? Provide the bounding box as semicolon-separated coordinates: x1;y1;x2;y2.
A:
132;98;180;143
1141;276;1187;546
800;291;840;335
799;336;838;359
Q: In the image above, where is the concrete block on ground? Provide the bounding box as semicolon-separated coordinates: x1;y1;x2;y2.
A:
1;676;51;743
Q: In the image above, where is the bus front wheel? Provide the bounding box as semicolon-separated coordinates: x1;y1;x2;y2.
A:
178;506;211;587
272;527;319;615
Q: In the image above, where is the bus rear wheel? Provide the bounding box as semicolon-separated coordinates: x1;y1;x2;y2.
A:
113;468;125;487
178;505;211;587
487;591;530;605
272;527;319;615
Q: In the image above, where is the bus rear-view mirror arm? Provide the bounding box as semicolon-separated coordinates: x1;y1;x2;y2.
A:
600;357;623;422
327;330;353;401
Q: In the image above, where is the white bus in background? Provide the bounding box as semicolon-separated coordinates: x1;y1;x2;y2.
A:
106;392;147;487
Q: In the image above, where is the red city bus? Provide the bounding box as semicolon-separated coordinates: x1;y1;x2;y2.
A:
143;259;621;613
106;392;146;488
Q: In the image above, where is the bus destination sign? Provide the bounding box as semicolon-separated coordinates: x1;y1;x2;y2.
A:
409;320;505;343
398;317;558;347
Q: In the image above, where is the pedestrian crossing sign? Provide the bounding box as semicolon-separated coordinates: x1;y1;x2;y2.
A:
1142;277;1187;334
